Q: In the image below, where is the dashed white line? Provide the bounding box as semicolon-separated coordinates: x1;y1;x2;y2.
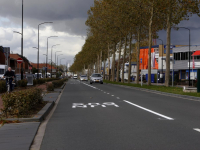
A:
111;95;114;96
194;128;200;133
123;100;174;120
116;97;120;99
107;93;110;94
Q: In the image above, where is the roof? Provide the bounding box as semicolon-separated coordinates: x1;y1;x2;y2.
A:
192;50;200;56
30;63;56;69
10;54;20;60
173;45;200;53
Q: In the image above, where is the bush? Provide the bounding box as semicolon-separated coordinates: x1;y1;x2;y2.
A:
0;80;6;93
17;79;28;87
33;78;59;85
1;88;43;118
52;78;67;88
47;83;54;91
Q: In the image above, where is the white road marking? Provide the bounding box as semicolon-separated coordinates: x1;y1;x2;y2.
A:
194;128;200;133
116;97;120;99
111;95;114;96
123;100;174;120
104;92;106;93
107;93;110;94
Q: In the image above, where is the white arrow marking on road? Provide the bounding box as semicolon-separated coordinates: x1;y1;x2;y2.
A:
194;128;200;133
123;100;174;120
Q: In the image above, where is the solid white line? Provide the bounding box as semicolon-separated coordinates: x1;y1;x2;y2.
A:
194;128;200;132
123;100;174;120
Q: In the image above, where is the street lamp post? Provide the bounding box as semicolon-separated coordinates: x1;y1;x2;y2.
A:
33;47;38;75
51;44;60;77
47;36;58;78
57;54;63;70
55;51;62;69
38;22;53;79
174;27;190;86
13;31;23;79
59;58;65;71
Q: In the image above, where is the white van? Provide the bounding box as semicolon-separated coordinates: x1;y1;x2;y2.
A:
73;74;77;79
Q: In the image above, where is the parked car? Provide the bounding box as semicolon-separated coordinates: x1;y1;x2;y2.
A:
73;74;78;79
80;75;88;81
90;73;103;84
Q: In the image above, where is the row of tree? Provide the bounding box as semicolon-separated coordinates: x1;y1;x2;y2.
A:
70;0;200;86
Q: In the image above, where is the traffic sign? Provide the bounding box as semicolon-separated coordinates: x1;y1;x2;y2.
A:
17;58;23;64
29;66;32;70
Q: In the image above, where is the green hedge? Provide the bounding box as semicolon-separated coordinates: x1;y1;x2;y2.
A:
52;78;68;88
33;78;59;85
1;88;43;118
0;80;6;93
17;79;28;87
47;83;54;91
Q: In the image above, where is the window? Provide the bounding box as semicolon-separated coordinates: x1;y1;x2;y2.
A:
0;69;4;74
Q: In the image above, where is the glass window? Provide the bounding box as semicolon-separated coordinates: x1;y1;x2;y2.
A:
0;69;4;74
177;53;180;60
92;74;101;77
185;52;188;60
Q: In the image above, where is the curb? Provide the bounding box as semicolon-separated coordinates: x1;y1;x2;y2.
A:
106;83;200;101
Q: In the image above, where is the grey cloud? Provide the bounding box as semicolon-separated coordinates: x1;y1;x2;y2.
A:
0;0;94;36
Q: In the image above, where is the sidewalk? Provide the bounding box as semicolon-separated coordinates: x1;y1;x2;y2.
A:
0;81;65;150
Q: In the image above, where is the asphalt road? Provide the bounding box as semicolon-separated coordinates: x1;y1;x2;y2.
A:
41;79;200;150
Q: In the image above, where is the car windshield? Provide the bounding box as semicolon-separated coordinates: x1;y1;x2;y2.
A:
92;74;101;77
81;75;87;77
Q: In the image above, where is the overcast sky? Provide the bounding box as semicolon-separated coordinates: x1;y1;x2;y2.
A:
0;0;200;66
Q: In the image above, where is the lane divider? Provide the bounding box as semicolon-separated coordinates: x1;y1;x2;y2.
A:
194;128;200;133
123;100;174;120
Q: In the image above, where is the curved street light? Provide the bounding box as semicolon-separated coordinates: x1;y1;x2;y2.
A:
37;22;53;79
46;36;58;78
51;44;60;77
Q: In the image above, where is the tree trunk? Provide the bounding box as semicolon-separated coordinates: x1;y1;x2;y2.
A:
136;26;141;84
112;43;116;82
103;52;106;80
117;39;122;82
108;43;110;80
165;3;172;87
147;4;154;86
100;51;102;74
122;36;127;83
128;34;132;83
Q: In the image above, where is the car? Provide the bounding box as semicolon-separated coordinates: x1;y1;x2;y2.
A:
90;73;103;84
80;75;88;81
73;74;78;79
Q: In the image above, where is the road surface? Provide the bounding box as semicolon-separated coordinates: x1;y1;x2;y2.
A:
41;79;200;150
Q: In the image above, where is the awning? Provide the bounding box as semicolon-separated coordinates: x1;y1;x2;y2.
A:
192;50;200;56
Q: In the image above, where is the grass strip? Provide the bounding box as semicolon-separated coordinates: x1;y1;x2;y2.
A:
104;80;200;97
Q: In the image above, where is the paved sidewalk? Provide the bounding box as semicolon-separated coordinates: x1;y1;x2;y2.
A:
0;122;40;150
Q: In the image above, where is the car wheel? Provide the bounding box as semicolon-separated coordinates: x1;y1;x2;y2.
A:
100;82;103;84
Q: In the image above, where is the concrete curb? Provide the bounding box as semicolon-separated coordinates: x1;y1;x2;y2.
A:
107;83;200;101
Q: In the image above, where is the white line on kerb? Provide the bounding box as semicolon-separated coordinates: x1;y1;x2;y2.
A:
123;100;174;120
194;128;200;132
